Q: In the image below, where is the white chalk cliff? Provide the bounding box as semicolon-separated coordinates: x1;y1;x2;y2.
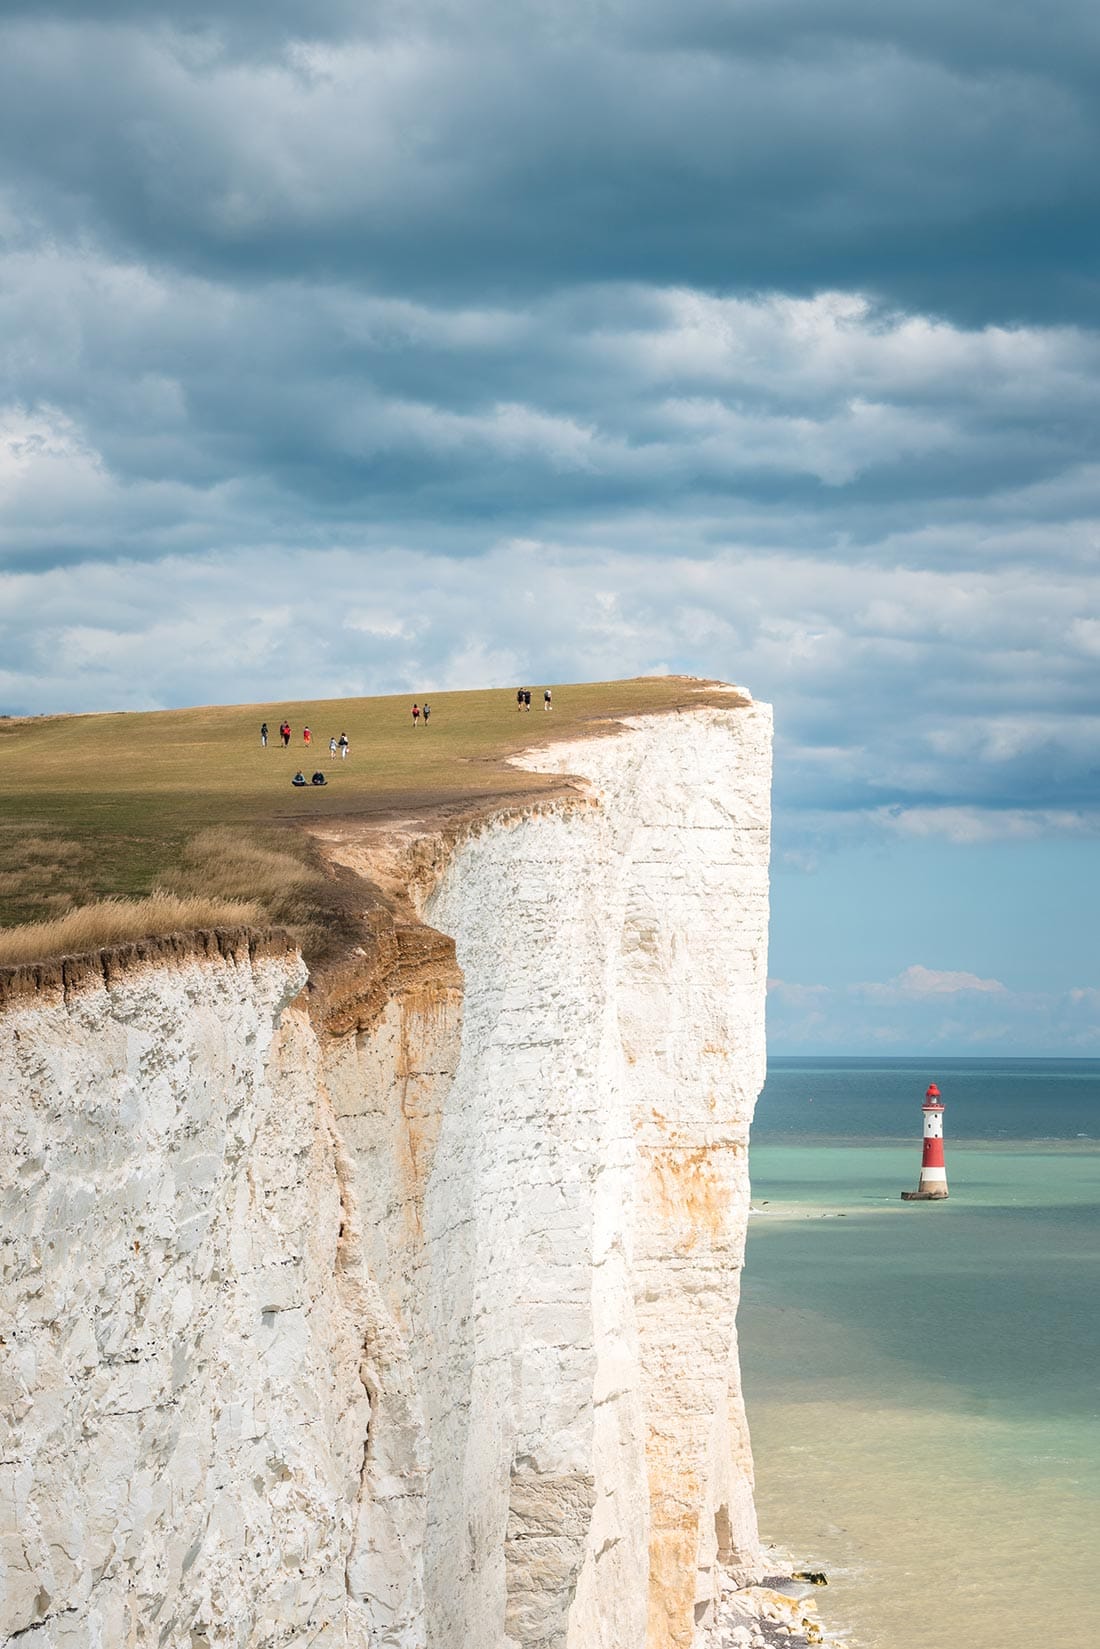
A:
1;702;773;1649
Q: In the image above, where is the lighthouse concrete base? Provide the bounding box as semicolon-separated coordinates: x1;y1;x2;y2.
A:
901;1188;949;1200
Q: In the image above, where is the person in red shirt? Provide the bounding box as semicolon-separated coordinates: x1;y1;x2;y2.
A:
411;703;421;727
303;726;312;746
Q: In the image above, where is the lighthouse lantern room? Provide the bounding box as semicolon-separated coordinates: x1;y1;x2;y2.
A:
901;1083;949;1201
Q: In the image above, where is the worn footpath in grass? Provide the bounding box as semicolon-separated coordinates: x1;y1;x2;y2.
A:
0;677;743;960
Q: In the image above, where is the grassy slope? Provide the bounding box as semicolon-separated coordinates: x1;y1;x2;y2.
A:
0;677;741;953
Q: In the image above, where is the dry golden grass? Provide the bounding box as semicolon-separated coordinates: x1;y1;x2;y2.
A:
11;836;88;865
176;827;321;905
0;828;95;920
0;871;37;895
170;826;339;960
0;891;262;968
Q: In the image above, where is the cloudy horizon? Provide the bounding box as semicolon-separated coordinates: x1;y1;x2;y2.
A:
2;1;1098;1054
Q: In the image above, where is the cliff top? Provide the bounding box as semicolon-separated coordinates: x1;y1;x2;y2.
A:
0;675;749;965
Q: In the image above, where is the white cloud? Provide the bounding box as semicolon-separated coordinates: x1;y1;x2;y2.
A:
767;978;831;1005
0;404;106;504
612;288;1100;409
343;609;418;640
874;806;1096;843
764;971;1100;1053
857;964;1007;1002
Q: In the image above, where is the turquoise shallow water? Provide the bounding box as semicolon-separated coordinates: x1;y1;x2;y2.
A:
740;1059;1100;1649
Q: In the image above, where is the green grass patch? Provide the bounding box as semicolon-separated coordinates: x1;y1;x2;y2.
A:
0;676;740;960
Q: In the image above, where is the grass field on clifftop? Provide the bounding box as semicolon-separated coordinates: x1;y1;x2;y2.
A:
0;677;742;961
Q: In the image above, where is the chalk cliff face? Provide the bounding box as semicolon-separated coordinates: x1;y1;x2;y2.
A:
0;702;772;1649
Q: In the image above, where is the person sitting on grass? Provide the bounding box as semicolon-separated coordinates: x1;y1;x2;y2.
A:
311;771;327;786
292;770;307;786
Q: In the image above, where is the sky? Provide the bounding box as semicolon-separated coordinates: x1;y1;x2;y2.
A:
1;2;1098;1054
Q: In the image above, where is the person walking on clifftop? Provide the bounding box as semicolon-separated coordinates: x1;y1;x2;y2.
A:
260;721;268;746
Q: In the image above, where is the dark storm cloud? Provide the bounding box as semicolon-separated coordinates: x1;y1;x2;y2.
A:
1;3;1098;319
4;256;1098;568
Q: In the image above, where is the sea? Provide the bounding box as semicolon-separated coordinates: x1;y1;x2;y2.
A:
740;1057;1100;1649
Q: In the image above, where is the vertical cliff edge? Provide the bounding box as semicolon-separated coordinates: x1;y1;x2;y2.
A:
1;700;774;1649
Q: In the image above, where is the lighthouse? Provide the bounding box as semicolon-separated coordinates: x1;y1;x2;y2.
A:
901;1083;949;1200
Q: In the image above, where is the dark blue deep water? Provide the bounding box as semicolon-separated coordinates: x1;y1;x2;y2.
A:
755;1055;1100;1141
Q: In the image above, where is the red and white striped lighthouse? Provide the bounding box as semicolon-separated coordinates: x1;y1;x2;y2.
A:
901;1083;949;1201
